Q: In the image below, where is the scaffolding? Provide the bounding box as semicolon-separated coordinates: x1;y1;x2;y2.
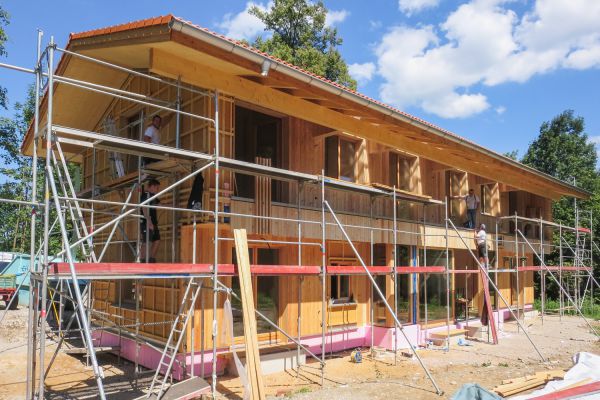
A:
0;31;598;400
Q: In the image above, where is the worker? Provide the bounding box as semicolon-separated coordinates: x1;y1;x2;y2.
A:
475;223;488;267
464;188;480;229
475;223;489;326
144;115;162;144
140;178;161;263
142;114;175;165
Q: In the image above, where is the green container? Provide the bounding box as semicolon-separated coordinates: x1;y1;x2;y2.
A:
0;274;16;289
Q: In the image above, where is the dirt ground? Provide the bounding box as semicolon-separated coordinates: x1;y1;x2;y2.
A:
0;306;598;399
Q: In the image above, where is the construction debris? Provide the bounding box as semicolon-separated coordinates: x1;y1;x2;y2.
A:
509;352;600;400
493;370;566;397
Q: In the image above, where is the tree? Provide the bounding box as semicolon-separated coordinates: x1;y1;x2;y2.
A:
504;150;519;160
0;86;37;252
250;0;357;90
522;110;599;228
522;110;600;299
0;6;9;109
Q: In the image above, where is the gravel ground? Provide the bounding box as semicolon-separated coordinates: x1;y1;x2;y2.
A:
0;307;598;400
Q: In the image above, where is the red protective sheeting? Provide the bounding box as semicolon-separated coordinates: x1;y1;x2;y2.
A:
326;266;391;275
50;262;215;276
396;266;445;274
518;266;592;272
50;262;321;277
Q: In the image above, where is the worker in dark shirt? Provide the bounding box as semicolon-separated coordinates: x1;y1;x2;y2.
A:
140;178;160;263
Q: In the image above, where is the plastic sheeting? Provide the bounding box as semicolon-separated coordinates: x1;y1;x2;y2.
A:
512;352;600;399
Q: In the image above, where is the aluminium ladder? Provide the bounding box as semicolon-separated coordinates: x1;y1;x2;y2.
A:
146;278;203;399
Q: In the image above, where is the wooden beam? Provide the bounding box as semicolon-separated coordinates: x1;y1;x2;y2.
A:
149;48;574;200
233;229;266;400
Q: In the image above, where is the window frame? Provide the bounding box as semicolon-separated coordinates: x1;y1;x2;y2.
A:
324;135;358;182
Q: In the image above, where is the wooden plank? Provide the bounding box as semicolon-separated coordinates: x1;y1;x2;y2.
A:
234;229;266;400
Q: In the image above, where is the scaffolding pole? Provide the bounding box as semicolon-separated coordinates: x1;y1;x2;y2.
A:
210;91;220;397
25;29;42;400
447;219;545;361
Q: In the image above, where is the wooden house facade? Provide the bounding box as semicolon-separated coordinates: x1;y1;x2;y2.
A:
22;15;589;377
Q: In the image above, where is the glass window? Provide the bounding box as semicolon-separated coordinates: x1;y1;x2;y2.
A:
396;245;411;324
325;136;339;179
374;274;388;325
231;276;244;337
324;136;356;182
230;247;280;337
330;275;351;303
481;184;495;214
339;139;356;181
389;153;414;192
256;276;279;334
418;249;452;322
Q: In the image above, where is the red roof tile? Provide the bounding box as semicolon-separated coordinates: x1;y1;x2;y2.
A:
69;14;173;40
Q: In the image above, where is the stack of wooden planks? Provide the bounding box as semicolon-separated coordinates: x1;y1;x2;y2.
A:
493;370;566;397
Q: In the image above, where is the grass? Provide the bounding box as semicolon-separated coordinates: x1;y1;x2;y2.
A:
534;297;600;320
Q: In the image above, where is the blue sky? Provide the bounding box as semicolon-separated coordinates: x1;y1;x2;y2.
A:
1;0;599;160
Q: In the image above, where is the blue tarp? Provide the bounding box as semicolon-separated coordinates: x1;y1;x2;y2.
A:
451;384;502;400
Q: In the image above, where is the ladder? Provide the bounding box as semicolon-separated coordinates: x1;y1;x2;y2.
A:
103;116;126;179
146;278;203;399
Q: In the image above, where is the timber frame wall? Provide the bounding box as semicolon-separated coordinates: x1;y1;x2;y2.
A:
83;65;556;351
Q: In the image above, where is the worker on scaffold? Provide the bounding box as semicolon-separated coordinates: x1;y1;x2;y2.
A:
475;223;489;325
140;178;161;263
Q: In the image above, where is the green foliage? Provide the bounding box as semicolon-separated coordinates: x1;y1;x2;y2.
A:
504;150;519;160
534;297;600;320
250;0;357;90
0;6;9;109
0;86;38;252
522;110;600;299
0;86;68;255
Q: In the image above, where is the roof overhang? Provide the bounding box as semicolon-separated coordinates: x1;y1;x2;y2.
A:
21;15;590;201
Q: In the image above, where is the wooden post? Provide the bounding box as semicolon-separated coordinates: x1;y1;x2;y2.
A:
233;229;266;400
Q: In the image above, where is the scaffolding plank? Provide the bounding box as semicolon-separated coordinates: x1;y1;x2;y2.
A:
141;376;211;400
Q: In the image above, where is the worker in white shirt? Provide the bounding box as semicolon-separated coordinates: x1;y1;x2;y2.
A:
475;223;490;326
464;188;480;229
475;223;488;267
143;115;163;166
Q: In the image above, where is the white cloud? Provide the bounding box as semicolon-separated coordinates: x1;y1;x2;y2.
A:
589;136;600;158
369;20;383;31
495;106;506;115
373;0;600;119
217;2;270;41
348;62;376;85
398;0;440;16
589;136;600;145
325;9;350;27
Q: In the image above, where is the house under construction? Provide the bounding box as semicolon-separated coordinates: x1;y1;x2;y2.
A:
1;14;599;400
